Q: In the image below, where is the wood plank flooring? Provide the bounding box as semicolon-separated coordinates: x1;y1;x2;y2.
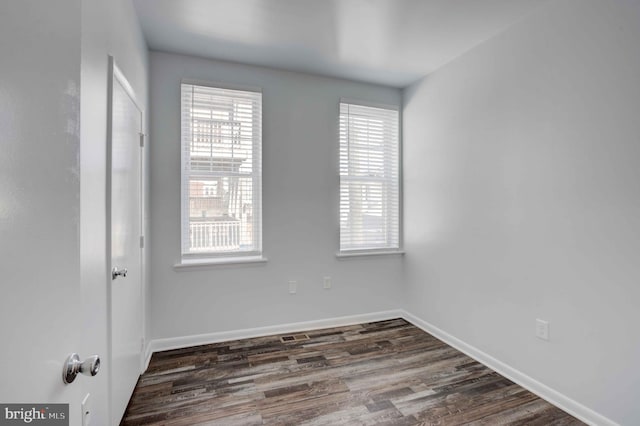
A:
122;319;583;425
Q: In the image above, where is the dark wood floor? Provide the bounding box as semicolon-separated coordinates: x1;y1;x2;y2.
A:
122;319;583;425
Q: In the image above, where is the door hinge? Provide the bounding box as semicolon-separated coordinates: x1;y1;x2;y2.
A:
139;133;145;147
140;235;145;248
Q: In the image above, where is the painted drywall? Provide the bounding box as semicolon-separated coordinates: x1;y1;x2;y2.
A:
403;0;640;423
149;52;403;341
80;0;148;423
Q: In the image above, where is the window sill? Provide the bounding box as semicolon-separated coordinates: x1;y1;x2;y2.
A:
174;256;268;270
335;250;405;259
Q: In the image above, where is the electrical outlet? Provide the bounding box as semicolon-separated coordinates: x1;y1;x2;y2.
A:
81;393;91;426
288;280;297;294
323;276;331;289
536;319;549;341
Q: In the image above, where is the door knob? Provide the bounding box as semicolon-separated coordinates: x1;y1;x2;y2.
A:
63;353;100;384
111;266;128;280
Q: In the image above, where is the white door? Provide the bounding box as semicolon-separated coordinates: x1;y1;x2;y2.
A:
0;1;86;421
108;58;144;424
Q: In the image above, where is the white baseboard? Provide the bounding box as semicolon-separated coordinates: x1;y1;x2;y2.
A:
146;309;403;359
400;310;617;426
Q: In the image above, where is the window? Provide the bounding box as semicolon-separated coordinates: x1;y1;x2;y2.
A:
181;83;262;260
339;101;400;252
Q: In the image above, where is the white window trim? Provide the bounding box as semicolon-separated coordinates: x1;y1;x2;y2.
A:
178;81;263;265
174;255;268;270
335;249;405;259
181;78;263;96
338;99;402;254
339;98;400;112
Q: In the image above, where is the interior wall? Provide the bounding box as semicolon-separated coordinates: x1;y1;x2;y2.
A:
80;0;148;422
149;51;403;341
402;0;640;424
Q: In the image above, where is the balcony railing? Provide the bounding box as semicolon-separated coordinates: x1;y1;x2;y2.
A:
189;220;241;252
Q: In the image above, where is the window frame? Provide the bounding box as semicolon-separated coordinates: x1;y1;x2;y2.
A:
179;80;263;264
338;99;402;256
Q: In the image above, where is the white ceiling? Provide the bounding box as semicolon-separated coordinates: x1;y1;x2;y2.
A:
133;0;552;87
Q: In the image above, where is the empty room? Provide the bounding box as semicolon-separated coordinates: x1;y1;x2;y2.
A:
1;0;639;425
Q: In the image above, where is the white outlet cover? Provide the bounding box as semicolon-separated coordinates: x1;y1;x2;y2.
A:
323;276;331;289
81;393;91;426
288;280;297;294
536;319;549;341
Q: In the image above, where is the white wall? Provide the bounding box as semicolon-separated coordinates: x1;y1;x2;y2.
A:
80;0;148;423
403;0;640;424
149;52;403;341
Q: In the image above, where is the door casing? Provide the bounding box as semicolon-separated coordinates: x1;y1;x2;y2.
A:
106;55;146;425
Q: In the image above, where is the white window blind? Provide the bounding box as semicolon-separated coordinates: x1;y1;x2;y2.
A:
181;83;262;259
339;102;400;252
